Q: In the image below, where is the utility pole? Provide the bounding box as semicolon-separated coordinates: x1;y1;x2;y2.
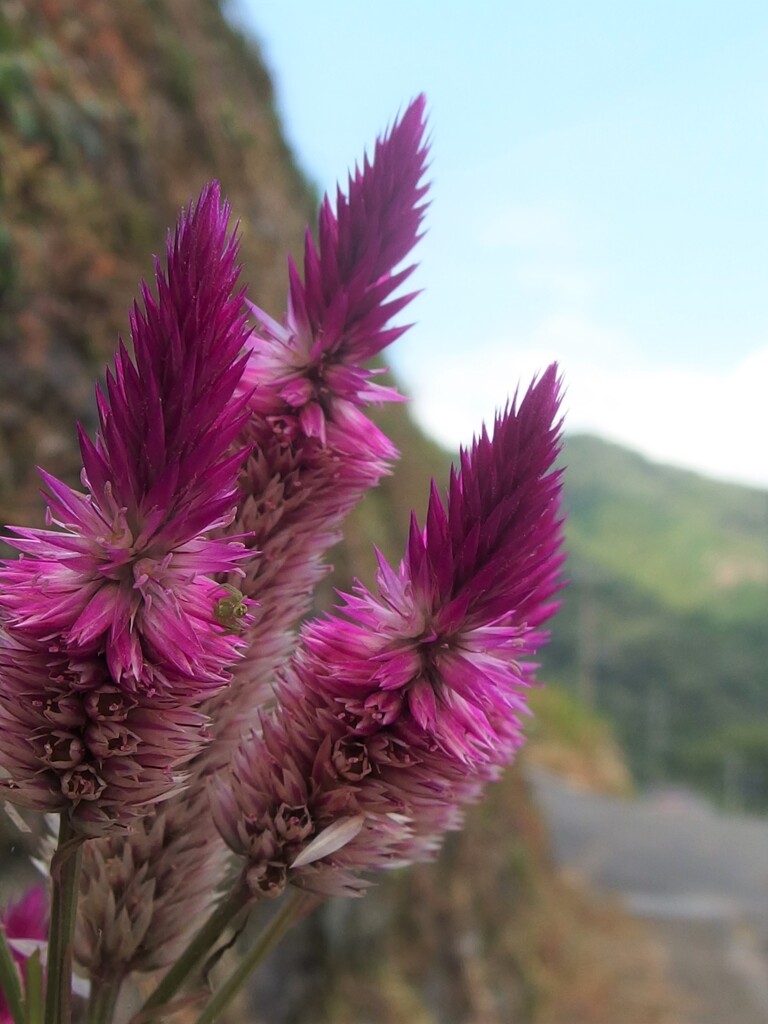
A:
645;687;669;786
577;585;597;708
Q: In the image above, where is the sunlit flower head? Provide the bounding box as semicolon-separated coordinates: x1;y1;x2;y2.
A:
0;185;254;832
213;366;565;897
0;183;252;701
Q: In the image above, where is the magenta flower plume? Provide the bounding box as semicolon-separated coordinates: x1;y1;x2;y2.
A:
0;884;48;1024
0;184;251;831
213;366;565;898
308;363;565;766
244;94;429;445
210;96;430;740
74;103;432;976
0;182;251;700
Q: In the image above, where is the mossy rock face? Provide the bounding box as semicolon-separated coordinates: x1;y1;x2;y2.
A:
0;0;313;529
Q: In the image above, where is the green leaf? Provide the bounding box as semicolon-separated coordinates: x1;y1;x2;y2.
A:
0;924;25;1024
24;950;42;1024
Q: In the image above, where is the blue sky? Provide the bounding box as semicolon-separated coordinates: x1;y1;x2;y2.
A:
231;0;768;488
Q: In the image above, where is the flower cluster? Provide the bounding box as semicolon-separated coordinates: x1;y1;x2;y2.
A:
213;96;431;740
76;797;225;977
73;95;432;978
213;366;564;897
243;95;428;448
0;643;208;825
0;184;252;832
0;94;566;1024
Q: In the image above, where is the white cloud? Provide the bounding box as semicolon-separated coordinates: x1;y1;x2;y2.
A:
397;315;768;490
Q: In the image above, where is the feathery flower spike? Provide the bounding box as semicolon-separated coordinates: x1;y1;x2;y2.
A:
0;182;252;700
244;94;429;445
74;99;432;973
211;94;430;740
0;184;251;830
213;366;565;898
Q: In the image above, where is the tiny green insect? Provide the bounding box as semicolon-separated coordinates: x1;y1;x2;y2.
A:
214;585;248;631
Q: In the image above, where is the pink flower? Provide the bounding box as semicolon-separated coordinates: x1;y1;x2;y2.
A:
0;183;251;701
0;884;48;1024
0;185;251;831
213;366;565;897
211;95;430;741
76;98;432;973
232;93;430;596
305;364;565;766
243;94;429;448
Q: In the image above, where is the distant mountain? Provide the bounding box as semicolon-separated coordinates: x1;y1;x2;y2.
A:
562;434;768;620
541;433;768;807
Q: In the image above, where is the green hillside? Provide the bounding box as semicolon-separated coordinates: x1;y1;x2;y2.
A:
542;433;768;807
563;434;768;621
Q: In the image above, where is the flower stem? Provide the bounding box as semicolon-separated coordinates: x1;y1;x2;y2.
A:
86;978;121;1024
133;885;249;1022
44;813;83;1024
193;890;313;1024
0;918;25;1024
24;951;43;1024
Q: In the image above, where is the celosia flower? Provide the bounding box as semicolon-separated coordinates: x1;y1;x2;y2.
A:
243;93;429;449
76;790;226;978
0;884;48;1024
213;94;430;740
213;366;565;897
0;184;251;831
0;182;251;701
75;97;432;973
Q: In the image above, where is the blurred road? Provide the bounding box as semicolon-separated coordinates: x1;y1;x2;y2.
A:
529;768;768;1024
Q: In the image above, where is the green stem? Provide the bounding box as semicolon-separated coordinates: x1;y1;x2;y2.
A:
134;885;248;1022
193;891;312;1024
0;917;25;1024
86;978;121;1024
44;814;83;1024
24;951;43;1024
